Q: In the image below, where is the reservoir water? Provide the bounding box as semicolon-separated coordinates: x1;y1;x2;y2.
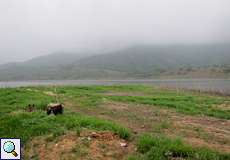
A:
0;79;230;95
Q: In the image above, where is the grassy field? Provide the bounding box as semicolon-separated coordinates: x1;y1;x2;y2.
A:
0;85;229;159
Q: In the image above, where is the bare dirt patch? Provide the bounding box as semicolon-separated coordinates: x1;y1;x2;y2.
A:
24;131;133;160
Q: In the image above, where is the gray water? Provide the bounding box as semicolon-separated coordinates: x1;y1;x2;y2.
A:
0;79;230;95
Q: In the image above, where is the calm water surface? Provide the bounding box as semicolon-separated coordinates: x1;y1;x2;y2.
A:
0;79;230;94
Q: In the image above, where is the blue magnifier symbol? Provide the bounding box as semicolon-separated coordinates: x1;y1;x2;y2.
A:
3;141;18;157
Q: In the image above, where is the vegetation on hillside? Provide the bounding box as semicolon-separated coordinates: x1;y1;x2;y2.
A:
0;45;229;80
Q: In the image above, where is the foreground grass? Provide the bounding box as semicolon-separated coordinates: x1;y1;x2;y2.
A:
129;134;230;160
0;85;229;159
0;88;130;144
0;111;130;143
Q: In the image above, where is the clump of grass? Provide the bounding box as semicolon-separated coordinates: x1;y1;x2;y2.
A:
75;127;81;136
72;144;89;157
131;134;230;160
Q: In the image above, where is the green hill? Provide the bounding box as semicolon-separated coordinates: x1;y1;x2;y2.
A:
0;44;229;80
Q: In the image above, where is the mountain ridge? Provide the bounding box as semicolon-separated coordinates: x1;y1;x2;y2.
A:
0;44;229;81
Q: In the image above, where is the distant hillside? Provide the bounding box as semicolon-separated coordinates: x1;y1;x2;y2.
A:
76;45;230;76
0;44;230;80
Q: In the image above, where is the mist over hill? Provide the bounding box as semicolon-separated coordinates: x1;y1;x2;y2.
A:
0;44;229;81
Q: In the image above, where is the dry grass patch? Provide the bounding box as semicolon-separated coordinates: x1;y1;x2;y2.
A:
100;101;230;153
99;101;170;134
104;92;150;97
170;114;230;153
214;103;230;111
24;130;133;160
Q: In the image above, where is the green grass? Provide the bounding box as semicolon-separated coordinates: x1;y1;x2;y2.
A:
129;134;230;160
0;111;130;142
0;87;130;144
0;85;229;160
46;85;230;119
106;94;230;119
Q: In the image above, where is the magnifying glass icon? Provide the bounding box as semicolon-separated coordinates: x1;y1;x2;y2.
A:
3;141;18;157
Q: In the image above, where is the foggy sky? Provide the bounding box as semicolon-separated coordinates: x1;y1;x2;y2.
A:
0;0;230;64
